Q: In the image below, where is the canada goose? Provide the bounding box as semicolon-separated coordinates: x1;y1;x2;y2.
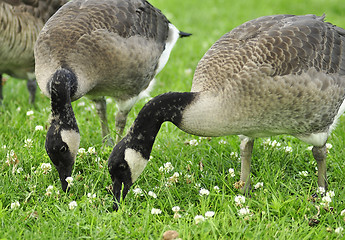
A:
34;0;190;191
108;14;345;210
0;0;67;104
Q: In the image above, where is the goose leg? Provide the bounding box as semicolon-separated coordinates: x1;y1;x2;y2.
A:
115;108;130;143
26;77;37;104
312;145;328;191
239;136;254;195
0;74;3;104
93;97;114;146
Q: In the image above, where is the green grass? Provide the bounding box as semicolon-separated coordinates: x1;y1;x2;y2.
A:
1;0;345;239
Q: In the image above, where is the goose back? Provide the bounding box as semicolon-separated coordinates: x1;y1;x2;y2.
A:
183;15;345;142
0;0;68;78
35;0;172;101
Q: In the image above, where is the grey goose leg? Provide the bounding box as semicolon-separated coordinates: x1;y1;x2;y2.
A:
239;136;254;195
93;97;114;146
312;145;328;192
27;78;37;104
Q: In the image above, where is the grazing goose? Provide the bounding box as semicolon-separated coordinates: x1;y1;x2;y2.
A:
0;0;67;104
108;14;345;210
34;0;190;191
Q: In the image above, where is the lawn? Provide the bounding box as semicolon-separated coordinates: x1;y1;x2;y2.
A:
1;0;345;239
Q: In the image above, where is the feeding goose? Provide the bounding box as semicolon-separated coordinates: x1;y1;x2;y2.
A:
34;0;191;191
0;0;67;104
108;14;345;210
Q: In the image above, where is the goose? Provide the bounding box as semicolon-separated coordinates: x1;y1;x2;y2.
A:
108;14;345;210
34;0;191;191
0;0;68;104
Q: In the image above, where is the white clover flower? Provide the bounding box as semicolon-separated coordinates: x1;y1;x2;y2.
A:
320;195;332;207
77;101;86;107
68;201;77;210
6;149;18;166
16;167;23;174
78;148;86;154
335;227;344;234
213;186;220;192
205;211;215;218
148;191;157;199
307;146;313;151
151;208;162;215
2;145;6;149
11;201;20;209
24;138;33;148
283;146;293;153
169;172;180;183
326;143;332;150
188;139;199;146
199;188;210;196
35;125;44;131
194;215;205;224
26;110;34;116
16;107;21;112
87;193;96;199
65;177;74;187
238;207;251;216
87;147;96;154
228;168;235;177
45;185;54;196
326;191;335;198
299;171;308;177
263;138;271;145
322;195;332;203
218;139;227;144
172;206;180;212
270;140;281;147
159;162;174;173
164;162;174;171
40;163;52;174
234;195;246;206
132;187;143;197
254;182;264;189
317;187;326;195
230;152;239;158
173;213;182;219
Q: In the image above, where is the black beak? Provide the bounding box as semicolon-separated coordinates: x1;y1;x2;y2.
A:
56;164;73;192
112;178;132;211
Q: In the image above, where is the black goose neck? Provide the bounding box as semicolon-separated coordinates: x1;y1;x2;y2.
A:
125;92;196;159
50;68;78;130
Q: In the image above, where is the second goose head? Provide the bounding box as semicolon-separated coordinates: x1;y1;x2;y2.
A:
45;68;80;191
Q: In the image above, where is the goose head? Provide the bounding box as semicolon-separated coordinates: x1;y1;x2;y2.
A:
108;137;150;210
46;123;80;191
46;68;80;191
108;92;196;210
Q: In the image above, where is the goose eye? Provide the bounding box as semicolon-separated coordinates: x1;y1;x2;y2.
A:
60;145;67;153
118;163;127;170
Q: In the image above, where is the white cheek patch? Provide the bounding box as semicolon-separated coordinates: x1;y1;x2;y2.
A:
124;148;148;183
61;129;80;158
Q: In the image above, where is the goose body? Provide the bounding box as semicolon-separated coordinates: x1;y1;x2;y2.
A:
0;0;67;103
108;14;345;210
34;0;190;191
